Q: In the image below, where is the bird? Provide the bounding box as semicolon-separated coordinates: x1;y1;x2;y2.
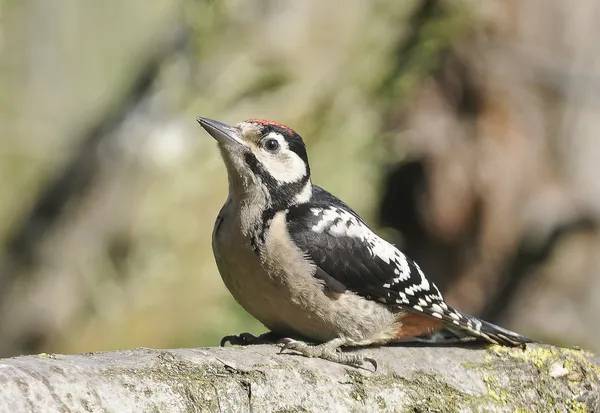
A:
196;116;535;369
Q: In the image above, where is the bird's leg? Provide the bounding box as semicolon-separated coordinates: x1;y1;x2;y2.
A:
220;331;283;347
279;337;377;371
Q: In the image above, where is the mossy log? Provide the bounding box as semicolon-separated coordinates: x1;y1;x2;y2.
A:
0;344;598;412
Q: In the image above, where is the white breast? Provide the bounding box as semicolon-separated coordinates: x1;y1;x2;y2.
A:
212;205;397;343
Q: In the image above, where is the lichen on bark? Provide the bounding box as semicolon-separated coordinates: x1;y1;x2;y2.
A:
0;344;597;412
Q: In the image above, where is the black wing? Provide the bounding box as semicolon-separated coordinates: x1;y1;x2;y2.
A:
286;186;534;345
286;186;446;310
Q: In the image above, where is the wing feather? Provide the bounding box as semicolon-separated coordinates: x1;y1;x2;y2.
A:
286;186;535;346
287;186;445;311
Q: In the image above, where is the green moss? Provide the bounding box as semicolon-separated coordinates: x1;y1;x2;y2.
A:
460;361;482;370
36;352;57;359
345;368;505;412
98;345;597;412
374;395;387;409
488;344;600;378
482;374;507;405
296;366;321;386
102;350;267;412
565;399;587;413
471;345;598;413
345;369;368;403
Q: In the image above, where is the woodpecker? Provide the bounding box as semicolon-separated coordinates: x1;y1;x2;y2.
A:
197;116;535;368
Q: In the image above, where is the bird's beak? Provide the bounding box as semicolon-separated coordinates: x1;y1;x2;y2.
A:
196;117;249;148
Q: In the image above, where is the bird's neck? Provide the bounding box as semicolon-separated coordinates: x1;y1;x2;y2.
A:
227;176;313;240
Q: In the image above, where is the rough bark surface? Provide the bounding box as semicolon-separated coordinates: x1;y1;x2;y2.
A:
0;344;597;412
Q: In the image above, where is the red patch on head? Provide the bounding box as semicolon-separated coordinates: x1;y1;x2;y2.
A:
246;119;294;133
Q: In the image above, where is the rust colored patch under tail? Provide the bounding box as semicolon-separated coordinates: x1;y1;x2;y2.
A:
393;312;444;340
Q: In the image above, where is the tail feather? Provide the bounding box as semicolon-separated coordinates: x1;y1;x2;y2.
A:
445;313;536;346
406;303;536;346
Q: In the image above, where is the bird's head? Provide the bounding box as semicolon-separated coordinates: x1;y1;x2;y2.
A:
197;117;312;208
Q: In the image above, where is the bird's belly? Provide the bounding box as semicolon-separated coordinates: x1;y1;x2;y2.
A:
212;223;397;343
213;236;289;332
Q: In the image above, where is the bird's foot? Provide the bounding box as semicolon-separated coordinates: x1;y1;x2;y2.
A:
278;338;377;371
220;331;282;347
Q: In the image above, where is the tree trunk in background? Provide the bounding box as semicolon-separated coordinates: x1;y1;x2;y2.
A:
380;0;600;350
0;0;187;356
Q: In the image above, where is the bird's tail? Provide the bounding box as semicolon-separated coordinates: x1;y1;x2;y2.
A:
408;302;536;346
444;312;536;346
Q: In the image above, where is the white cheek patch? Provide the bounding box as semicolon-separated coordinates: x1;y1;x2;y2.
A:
294;181;313;203
254;132;307;184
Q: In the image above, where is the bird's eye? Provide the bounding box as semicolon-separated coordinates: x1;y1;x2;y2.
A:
263;138;280;152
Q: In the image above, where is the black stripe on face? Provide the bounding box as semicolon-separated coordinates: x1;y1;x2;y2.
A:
243;152;310;210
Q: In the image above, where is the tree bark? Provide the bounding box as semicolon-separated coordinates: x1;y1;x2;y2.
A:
0;344;598;412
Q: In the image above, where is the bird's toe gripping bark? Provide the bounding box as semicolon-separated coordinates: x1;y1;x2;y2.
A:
278;338;377;371
220;331;282;347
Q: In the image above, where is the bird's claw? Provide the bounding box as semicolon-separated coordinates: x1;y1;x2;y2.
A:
220;332;277;347
278;339;377;371
278;338;304;354
220;334;249;347
363;357;378;372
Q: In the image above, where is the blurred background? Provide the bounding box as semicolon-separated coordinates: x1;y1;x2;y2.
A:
0;0;599;358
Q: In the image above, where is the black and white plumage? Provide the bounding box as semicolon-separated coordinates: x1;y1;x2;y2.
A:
286;186;529;346
197;116;534;367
